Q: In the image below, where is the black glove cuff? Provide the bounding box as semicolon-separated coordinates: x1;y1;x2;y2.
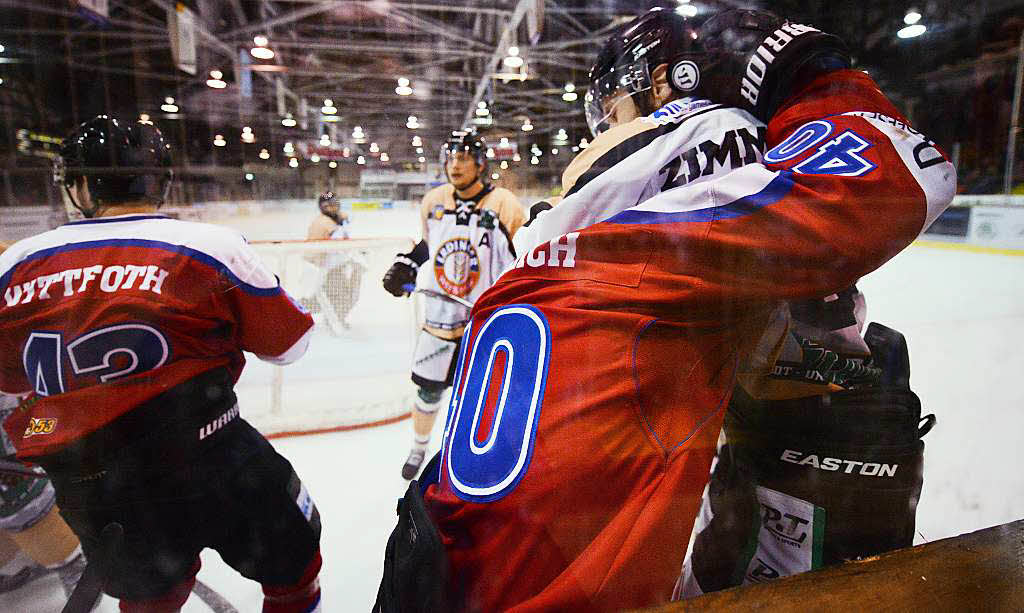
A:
402;239;429;267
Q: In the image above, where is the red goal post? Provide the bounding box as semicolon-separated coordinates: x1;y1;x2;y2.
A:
235;237;421;438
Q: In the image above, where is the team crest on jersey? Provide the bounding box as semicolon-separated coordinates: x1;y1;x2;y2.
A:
431;205;445;220
434;238;480;297
23;418;56;438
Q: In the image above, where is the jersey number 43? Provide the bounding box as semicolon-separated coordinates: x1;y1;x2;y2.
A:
441;305;551;503
23;324;170;396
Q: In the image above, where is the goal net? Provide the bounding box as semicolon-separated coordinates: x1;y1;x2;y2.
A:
236;237;420;438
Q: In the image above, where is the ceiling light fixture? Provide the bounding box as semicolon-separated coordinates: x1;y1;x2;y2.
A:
161;97;179;113
562;83;578;102
206;70;226;89
281;113;296;127
897;23;926;38
396;77;413;96
503;46;523;68
213;134;226;147
321;98;337;115
250;35;275;60
676;3;697;17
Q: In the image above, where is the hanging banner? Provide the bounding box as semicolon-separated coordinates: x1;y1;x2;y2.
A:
238;49;252;98
298;98;309;130
526;0;544;45
276;77;286;116
168;3;197;75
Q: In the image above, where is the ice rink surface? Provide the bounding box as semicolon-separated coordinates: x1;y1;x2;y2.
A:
4;208;1022;611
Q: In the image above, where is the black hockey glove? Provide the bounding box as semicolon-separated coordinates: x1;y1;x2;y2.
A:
383;240;430;297
383;257;418;297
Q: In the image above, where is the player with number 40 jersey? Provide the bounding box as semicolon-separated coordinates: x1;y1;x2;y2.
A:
421;14;956;613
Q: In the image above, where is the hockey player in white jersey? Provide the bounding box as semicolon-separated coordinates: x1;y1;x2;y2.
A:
382;131;524;479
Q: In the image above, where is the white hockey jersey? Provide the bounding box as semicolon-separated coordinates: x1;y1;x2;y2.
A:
513;99;766;256
417;183;523;337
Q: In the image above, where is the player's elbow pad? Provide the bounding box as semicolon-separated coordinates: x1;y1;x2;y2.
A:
257;328;312;365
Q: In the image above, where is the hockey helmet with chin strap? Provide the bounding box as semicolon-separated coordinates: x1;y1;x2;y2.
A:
584;8;850;135
440;130;488;182
54;115;173;218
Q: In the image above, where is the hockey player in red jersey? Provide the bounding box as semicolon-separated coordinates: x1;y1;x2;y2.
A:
376;8;956;613
0;117;323;612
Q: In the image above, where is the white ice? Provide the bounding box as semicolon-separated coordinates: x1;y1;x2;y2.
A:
3;208;1022;611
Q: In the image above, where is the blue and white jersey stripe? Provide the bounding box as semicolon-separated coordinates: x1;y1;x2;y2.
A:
0;214;281;296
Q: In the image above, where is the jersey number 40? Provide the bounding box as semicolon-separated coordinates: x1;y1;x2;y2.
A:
23;324;170;396
441;305;551;503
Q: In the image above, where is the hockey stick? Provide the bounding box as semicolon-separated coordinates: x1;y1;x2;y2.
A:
402;284;474;309
62;522;123;613
191;579;240;613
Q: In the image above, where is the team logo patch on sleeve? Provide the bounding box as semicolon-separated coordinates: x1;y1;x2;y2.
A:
23;418;56;438
434;238;479;298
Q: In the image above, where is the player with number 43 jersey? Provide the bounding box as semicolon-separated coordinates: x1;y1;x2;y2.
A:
418;9;956;612
0;116;323;612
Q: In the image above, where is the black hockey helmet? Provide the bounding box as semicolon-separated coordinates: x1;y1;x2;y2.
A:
441;130;487;167
55;115;173;217
695;8;851;122
584;8;850;135
585;8;702;135
441;129;488;186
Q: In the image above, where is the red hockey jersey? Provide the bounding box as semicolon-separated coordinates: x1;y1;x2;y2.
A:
0;215;314;458
424;70;955;612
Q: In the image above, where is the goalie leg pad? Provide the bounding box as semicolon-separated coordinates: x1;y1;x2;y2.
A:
374;478;451;613
685;384;931;594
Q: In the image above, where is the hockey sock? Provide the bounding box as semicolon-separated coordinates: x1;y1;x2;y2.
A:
46;544;85;596
413;435;430;453
119;559;199;613
262;549;322;613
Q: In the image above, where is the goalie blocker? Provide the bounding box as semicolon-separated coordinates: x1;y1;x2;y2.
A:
676;323;935;597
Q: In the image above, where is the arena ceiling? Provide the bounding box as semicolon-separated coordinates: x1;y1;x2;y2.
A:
0;0;1022;170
